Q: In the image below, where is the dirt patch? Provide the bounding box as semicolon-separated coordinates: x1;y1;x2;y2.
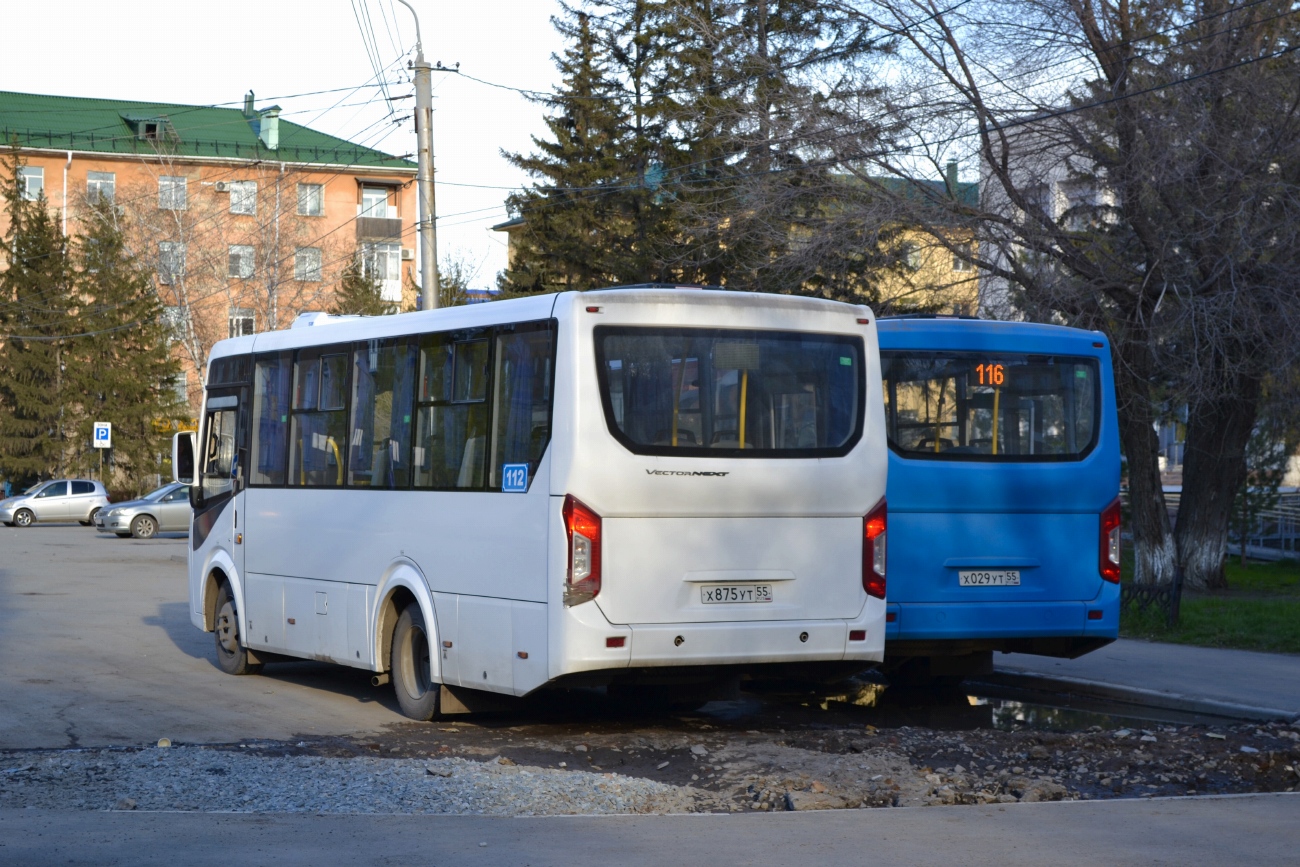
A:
284;693;1300;811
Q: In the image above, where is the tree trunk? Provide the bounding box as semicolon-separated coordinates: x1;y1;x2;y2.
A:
1176;373;1263;591
1112;336;1177;586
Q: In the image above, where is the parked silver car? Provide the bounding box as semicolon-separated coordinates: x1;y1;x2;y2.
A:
0;479;110;527
95;482;190;539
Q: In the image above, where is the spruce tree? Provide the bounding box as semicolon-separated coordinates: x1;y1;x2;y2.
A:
501;1;885;295
0;148;76;483
331;260;395;316
68;201;187;492
502;4;661;292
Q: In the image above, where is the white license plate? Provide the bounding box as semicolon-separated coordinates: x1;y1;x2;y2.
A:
701;584;773;604
958;570;1021;587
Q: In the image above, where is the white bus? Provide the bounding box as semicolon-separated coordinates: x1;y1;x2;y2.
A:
174;286;888;719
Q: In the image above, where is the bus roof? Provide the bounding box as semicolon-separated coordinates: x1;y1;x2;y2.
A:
206;287;872;362
877;317;1108;354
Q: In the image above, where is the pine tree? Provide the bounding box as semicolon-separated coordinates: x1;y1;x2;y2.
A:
331;260;395;316
68;201;187;492
0;148;77;484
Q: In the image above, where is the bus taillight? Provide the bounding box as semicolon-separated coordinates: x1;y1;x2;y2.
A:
563;495;602;606
1100;498;1121;583
864;499;887;599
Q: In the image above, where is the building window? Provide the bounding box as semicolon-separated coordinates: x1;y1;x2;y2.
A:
298;183;324;216
86;171;115;204
360;241;402;302
295;247;323;282
228;245;255;279
229;180;257;215
161;305;188;342
952;243;974;272
166;371;189;405
158;242;186;284
159;176;187;211
18;166;43;201
360;186;391;218
229;307;256;338
899;242;922;271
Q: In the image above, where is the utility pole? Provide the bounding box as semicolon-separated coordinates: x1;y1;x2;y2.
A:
395;0;439;310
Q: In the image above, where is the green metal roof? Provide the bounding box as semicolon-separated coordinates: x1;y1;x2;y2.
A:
0;90;415;170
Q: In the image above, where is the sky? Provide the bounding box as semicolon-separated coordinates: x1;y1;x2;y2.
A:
5;0;567;291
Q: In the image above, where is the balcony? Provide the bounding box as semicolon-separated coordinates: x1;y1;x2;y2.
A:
356;216;403;242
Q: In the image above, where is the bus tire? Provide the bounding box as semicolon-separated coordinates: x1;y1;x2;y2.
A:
391;605;441;721
214;581;262;676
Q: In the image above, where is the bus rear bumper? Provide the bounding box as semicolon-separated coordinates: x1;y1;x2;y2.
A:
553;597;884;678
884;586;1120;651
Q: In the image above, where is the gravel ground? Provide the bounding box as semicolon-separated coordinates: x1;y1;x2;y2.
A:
4;713;1297;815
0;748;703;815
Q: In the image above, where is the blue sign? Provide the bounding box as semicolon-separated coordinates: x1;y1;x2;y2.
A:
501;463;529;493
92;422;112;449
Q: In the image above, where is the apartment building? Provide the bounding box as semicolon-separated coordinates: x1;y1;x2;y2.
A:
0;89;418;406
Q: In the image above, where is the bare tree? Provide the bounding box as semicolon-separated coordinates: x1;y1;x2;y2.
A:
114;155;352;402
826;0;1300;590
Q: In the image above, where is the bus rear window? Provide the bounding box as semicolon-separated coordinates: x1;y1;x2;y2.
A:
881;351;1098;461
596;326;863;458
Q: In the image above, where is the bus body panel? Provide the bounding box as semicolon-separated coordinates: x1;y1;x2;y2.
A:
878;318;1120;658
242;454;553;605
598;516;865;625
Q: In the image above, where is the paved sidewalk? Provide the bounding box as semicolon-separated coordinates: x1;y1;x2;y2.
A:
992;638;1300;720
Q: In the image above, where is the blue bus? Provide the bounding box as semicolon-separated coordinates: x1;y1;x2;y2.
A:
877;316;1121;685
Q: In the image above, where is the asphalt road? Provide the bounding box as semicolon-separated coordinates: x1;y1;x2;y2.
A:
4;524;1298;866
4;795;1299;866
0;525;410;750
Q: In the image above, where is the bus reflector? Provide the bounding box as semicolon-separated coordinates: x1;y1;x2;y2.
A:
1088;610;1103;620
563;495;602;606
849;630;866;641
606;636;625;648
863;499;887;599
1100;497;1121;583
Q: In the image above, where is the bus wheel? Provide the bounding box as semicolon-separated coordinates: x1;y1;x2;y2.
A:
391;606;441;721
214;582;262;676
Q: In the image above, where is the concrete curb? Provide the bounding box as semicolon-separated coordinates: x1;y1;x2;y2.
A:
975;670;1300;724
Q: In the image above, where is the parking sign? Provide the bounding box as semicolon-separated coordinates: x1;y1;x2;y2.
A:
93;422;112;449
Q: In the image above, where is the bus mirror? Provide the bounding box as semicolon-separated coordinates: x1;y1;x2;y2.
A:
173;431;197;485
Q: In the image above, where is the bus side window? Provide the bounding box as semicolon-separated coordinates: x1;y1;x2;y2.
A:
251;353;292;485
414;334;490;489
490;324;556;489
289;347;350;487
347;340;416;489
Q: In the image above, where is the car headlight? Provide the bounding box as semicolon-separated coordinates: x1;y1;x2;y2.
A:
105;509;122;518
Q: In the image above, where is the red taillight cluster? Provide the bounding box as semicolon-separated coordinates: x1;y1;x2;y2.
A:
563;494;602;606
1100;497;1121;583
863;498;887;599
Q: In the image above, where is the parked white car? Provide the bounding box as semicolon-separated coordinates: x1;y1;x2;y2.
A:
0;480;110;527
94;482;190;539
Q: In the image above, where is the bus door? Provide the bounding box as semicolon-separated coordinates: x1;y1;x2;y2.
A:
193;386;249;583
